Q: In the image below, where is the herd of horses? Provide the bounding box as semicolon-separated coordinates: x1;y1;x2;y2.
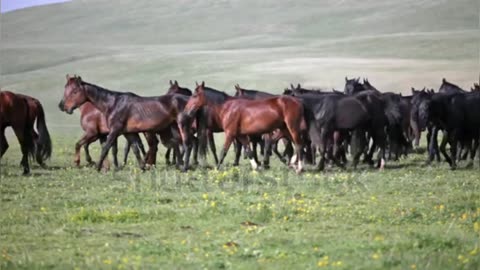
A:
1;75;480;175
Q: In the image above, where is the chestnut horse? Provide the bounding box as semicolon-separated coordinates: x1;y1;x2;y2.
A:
60;75;186;171
184;82;304;173
0;91;36;174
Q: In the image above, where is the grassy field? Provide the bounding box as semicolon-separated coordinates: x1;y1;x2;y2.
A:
1;137;480;269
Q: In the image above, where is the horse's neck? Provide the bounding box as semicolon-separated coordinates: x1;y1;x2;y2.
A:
84;84;115;114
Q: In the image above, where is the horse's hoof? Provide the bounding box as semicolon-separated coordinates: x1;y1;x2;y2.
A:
465;162;473;169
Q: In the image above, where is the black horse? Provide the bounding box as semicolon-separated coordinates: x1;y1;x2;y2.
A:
420;91;480;169
438;78;467;94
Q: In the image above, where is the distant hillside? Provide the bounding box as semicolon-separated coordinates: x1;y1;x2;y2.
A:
1;0;478;130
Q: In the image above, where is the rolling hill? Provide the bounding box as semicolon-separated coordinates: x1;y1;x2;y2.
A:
1;0;478;131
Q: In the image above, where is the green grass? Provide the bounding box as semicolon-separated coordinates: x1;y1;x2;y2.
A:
1;136;479;269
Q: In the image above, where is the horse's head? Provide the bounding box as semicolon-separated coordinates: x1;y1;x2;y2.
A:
167;80;180;94
60;74;87;114
167;80;192;96
234;84;244;97
184;81;207;117
344;77;362;95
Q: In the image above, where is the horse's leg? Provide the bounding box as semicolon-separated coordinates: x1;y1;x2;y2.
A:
217;133;234;170
460;140;470;161
237;135;259;170
282;139;294;161
12;126;31;175
84;141;95;165
438;130;452;166
75;133;98;167
262;134;272;169
427;127;439;164
144;132;158;167
251;140;261;165
466;134;478;168
332;131;345;169
373;128;387;170
233;139;242;166
123;137;131;166
351;130;366;170
124;134;145;170
316;128;329;171
448;130;458;170
165;148;172;166
285;120;304;173
0;129;9;158
111;137;119;169
208;131;219;165
96;129;121;172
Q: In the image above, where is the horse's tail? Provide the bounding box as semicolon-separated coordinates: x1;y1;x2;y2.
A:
34;101;52;162
22;98;36;160
196;108;208;159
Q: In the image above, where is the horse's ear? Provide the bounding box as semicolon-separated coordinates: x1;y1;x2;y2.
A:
345;76;348;82
201;81;205;88
290;83;295;90
235;84;240;91
195;81;199;87
77;76;82;82
297;83;301;90
169;80;173;86
442;78;446;83
174;80;178;86
356;77;360;82
411;87;415;94
66;74;71;80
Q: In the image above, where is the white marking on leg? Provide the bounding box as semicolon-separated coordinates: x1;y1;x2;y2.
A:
296;159;303;174
290;154;297;165
250;158;258;170
379;158;385;170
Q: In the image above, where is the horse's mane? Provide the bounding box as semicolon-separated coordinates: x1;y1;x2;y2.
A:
81;81;140;100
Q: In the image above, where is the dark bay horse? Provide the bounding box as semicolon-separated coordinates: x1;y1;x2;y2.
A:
16;93;52;166
60;75;186;171
58;101;146;168
184;82;305;173
0;91;36;174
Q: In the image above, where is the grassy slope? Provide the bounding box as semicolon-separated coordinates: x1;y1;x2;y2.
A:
1;0;479;130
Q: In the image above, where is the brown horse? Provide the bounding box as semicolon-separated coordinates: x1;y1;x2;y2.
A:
184;82;304;173
60;75;186;171
0;91;36;174
58;101;145;168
